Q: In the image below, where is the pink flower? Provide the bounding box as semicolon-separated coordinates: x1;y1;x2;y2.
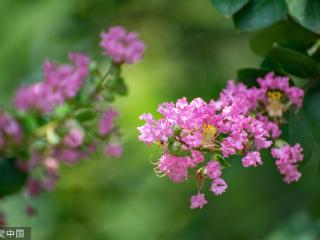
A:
210;178;228;196
158;154;189;182
257;72;304;108
14;53;90;113
26;179;42;197
217;80;261;116
0;112;22;144
190;193;208;209
138;113;173;144
205;161;221;179
43;53;90;99
100;26;145;64
242;151;262;167
63;127;84;148
56;148;84;164
44;157;59;174
257;115;281;138
221;131;247;157
41;176;58;191
287;87;304;107
104;144;122;158
271;144;304;183
99;108;118;136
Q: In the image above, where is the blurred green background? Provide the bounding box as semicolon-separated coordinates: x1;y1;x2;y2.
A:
1;0;320;239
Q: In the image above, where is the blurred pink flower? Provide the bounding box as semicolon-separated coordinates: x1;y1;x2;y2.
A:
104;144;122;158
190;193;208;209
100;26;145;64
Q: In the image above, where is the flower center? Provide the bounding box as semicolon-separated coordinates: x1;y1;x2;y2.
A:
266;90;285;117
202;123;217;149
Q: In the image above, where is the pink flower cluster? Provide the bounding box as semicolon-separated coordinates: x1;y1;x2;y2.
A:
14;53;90;113
100;26;145;64
257;72;304;108
99;108;122;159
271;144;303;183
0;26;144;223
0;111;22;148
139;97;270;208
138;72;305;209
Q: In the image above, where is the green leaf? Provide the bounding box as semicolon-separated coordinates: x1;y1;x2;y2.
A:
0;156;27;197
53;103;71;120
113;77;128;96
103;91;115;102
233;0;287;32
237;68;269;87
75;108;96;122
282;110;314;166
15;112;38;134
211;0;249;17
286;0;320;34
250;19;318;56
260;57;282;71
268;46;320;79
304;90;320;144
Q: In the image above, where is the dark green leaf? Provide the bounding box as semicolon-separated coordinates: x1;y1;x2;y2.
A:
0;156;27;197
113;77;128;96
237;68;269;87
282;110;314;166
75;108;96;122
233;0;287;32
268;46;320;79
286;0;320;34
250;19;318;56
260;57;282;71
304;90;320;144
211;0;249;17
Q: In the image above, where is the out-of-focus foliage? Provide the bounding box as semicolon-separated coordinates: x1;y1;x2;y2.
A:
0;0;320;240
211;0;320;34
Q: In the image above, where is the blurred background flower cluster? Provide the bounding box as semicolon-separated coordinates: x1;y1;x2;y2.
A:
0;0;320;239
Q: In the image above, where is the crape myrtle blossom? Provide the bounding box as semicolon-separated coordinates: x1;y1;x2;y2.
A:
14;53;90;113
100;26;145;64
190;192;208;209
215;72;304;138
104;144;123;158
0;26;145;225
0;111;22;148
138;97;271;209
271;144;303;183
257;72;304;110
138;72;305;209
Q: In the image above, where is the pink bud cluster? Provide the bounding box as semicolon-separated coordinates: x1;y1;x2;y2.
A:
0;26;145;224
138;72;304;209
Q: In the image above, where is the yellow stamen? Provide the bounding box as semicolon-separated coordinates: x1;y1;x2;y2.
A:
267;90;285;117
202;123;217;149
